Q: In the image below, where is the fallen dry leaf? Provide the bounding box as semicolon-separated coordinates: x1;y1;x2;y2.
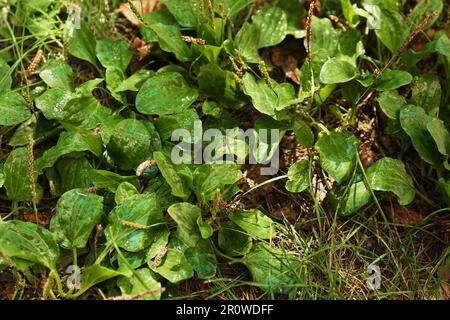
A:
271;47;300;84
116;0;161;27
391;205;423;225
133;37;153;60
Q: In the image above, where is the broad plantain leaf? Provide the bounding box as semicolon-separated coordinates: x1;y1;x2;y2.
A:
0;220;59;270
38;59;74;91
218;221;253;257
106;119;152;170
229;209;275;240
411;73;441;117
117;268;162;300
377;90;407;120
107;194;164;252
316;131;359;184
236;5;287;63
4;148;34;201
136;71;198;116
96;38;132;73
68;21;98;66
241;243;300;294
0;92;31;126
50;189;104;249
192;164;242;204
153;151;191;200
320;57;357;84
375;69;413;91
151;246;193;283
90;169;140;193
184;238;217;279
286;160;310;193
366;157;415;205
400;105;443;166
115;182;139;205
167;202;202;247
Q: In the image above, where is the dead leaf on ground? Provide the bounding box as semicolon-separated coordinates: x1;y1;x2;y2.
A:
21;211;53;227
133;37;153;60
116;0;161;27
271;47;300;84
390;205;423;225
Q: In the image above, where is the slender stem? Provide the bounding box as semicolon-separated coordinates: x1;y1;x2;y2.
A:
72;248;78;267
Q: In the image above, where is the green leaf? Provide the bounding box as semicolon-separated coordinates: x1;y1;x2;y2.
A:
68;21;98;66
229;209;275;240
0;164;4;189
148;23;192;62
411;73;441;117
366;157;416;205
377;90;407;120
0;92;31;126
341;179;371;216
35;130;102;172
236;5;288;63
4;148;34;201
155;108;199;143
0;61;12;92
286;160;310;193
375;69;413;91
375;8;405;53
218;221;253;256
56;157;92;193
115;182;140;205
198;63;239;104
154;151;191;200
242;73;276;116
160;0;201;27
50;189;104;249
218;0;253;19
241;243;299;294
197;215;213;239
293;121;314;148
115;70;153;93
427;118;450;157
341;0;360;28
320;57;357;84
106;119;152;170
184;238;217;279
0;220;59;270
400;105;443;166
308;17;341;78
435;34;450;57
146;225;170;260
136;71;198;115
316;131;359;184
192;164;242;204
408;0;443;31
151;246;193;283
96;38;132;73
141;9;177;42
143;176;179;210
77;265;125;296
38;59;74;91
167;203;202;247
117;268;162;300
107;194;164;252
35;79;111;129
105;68;126;102
90;169;140;193
118;250;147;270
